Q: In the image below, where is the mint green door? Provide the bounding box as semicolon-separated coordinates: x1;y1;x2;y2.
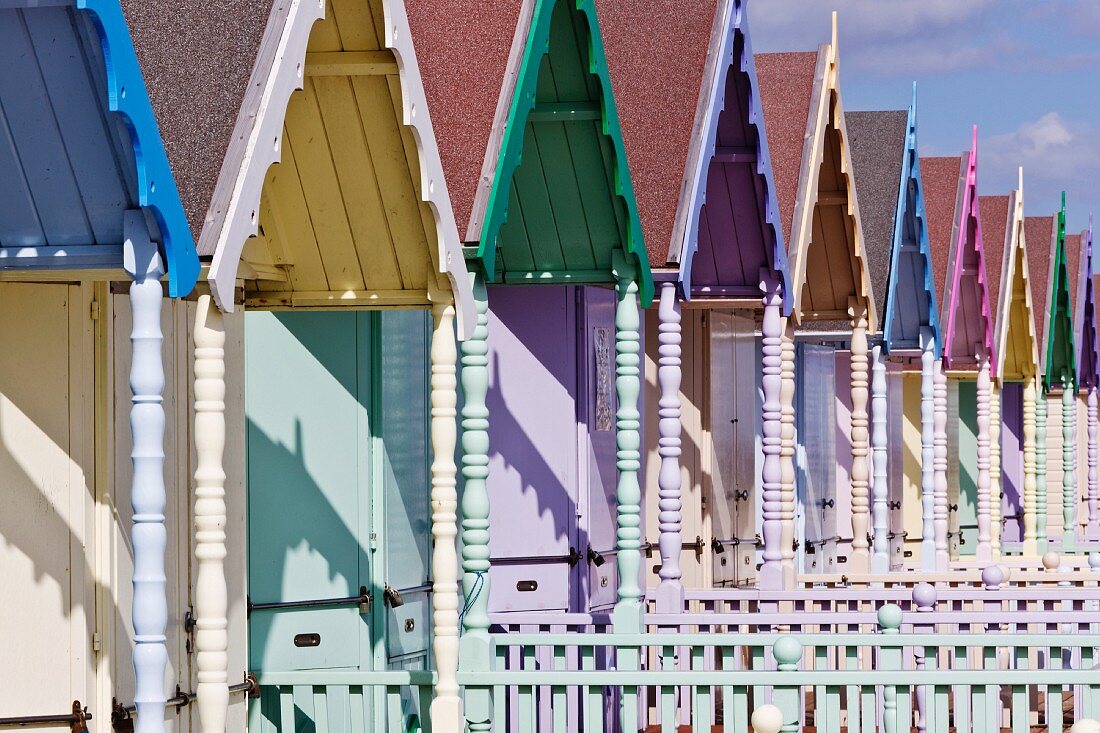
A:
956;381;979;555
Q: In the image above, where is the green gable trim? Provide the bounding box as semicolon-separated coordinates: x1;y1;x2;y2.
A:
474;0;653;306
1045;192;1077;391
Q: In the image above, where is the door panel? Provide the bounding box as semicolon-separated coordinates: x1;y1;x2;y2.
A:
886;368;906;567
956;381;979;556
947;381;961;557
1000;382;1024;545
709;311;737;585
796;344;836;573
733;313;758;585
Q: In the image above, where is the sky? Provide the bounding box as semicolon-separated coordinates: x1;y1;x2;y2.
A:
749;0;1099;235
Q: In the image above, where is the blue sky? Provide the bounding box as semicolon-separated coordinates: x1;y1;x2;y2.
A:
750;0;1099;235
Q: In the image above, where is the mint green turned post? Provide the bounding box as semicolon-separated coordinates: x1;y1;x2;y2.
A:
772;637;803;733
1063;375;1078;551
878;603;904;733
460;276;492;733
1037;388;1049;554
614;261;643;733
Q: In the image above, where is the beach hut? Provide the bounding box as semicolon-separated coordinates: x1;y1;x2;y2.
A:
600;0;791;597
197;0;477;729
986;171;1042;558
921;129;997;561
755;15;877;576
1075;221;1100;542
846;93;943;572
0;1;200;730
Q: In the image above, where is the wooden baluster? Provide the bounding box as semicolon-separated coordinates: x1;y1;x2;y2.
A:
780;317;797;585
878;604;904;733
1089;386;1099;539
920;327;936;571
976;349;993;561
772;637;804;733
460;277;492;733
850;298;871;572
991;385;1003;557
912;585;937;732
1037;386;1049;553
760;273;785;588
124;211;168;733
1023;376;1039;556
934;358;949;570
655;282;684;609
193;294;229;732
1062;375;1078;551
430;301;463;730
871;344;890;573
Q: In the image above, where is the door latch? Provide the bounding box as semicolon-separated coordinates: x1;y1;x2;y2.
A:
587;546;606;567
567;546;582;567
383;585;404;608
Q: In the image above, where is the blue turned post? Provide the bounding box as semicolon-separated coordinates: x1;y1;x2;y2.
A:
460;276;492;733
124;211;168;733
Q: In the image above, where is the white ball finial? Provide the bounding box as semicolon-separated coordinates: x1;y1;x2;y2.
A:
1088;552;1100;570
1043;552;1061;571
751;704;784;733
1069;719;1100;733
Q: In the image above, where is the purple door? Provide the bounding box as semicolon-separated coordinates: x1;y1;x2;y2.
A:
1000;382;1025;545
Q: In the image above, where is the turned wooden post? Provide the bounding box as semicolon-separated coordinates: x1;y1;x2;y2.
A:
614;271;644;629
990;385;1003;556
976;350;993;561
780;318;797;586
1089;386;1099;538
655;282;684;609
920;328;936;570
1036;387;1048;553
1023;376;1039;556
934;359;949;570
760;273;785;588
430;301;462;729
1062;375;1078;551
849;298;871;571
193;295;228;733
871;343;890;572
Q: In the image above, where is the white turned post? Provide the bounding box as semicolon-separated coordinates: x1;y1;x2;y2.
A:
919;328;936;571
1036;388;1048;552
976;351;993;561
1062;376;1078;551
760;274;784;588
655;282;684;610
871;344;890;573
990;385;1003;556
1089;387;1099;538
849;299;871;572
430;302;462;729
934;359;949;570
124;211;168;733
193;295;228;732
779;318;797;586
1023;376;1039;556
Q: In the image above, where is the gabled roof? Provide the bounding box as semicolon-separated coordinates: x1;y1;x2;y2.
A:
992;170;1041;382
980;194;1010;321
200;0;475;333
755;16;875;328
1024;214;1054;380
1040;194;1076;389
410;0;653;305
0;0;199;295
1075;221;1098;389
923;129;995;370
599;0;790;309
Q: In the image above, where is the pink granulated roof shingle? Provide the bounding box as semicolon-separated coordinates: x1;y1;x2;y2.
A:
1025;215;1054;346
981;195;1010;318
920;156;963;299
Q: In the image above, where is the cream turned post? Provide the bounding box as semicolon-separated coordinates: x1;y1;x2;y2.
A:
759;273;785;588
613;271;644;633
919;328;936;570
193;295;228;732
779;318;797;586
459;278;491;733
975;350;993;561
933;359;949;570
848;298;871;572
1036;388;1048;553
990;384;1003;556
124;211;168;733
429;301;462;729
1023;376;1039;556
1089;386;1099;539
655;282;684;609
1062;375;1078;551
870;343;890;573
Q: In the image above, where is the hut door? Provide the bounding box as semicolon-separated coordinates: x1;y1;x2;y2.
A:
946;381;964;557
246;312;374;674
955;381;979;556
1000;383;1025;546
886;370;906;568
796;344;836;573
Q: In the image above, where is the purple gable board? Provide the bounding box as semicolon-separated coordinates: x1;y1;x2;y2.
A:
1000;382;1025;544
675;0;791;309
1077;222;1098;389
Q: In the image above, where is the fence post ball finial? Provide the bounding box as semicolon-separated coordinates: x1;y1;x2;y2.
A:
981;564;1005;588
1069;720;1100;733
751;704;784;733
877;603;904;632
912;583;937;611
1089;553;1100;570
1043;552;1061;570
772;636;803;670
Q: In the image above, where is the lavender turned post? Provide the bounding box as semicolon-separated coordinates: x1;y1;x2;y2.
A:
849;298;872;572
124;211;168;733
654;282;684;611
1089;386;1099;539
976;350;994;561
1023;377;1039;557
920;327;936;571
871;343;890;573
760;273;785;588
1062;375;1078;551
780;318;797;585
613;265;643;626
934;359;949;570
1036;387;1048;554
912;584;937;733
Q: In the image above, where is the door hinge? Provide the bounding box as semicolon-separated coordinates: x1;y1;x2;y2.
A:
91;633;101;653
90;300;101;321
370;532;378;549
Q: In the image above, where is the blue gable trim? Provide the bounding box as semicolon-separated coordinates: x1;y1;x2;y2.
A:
883;87;942;358
78;0;198;296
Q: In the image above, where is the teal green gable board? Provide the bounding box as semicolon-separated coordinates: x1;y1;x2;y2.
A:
475;0;653;306
1045;193;1077;390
